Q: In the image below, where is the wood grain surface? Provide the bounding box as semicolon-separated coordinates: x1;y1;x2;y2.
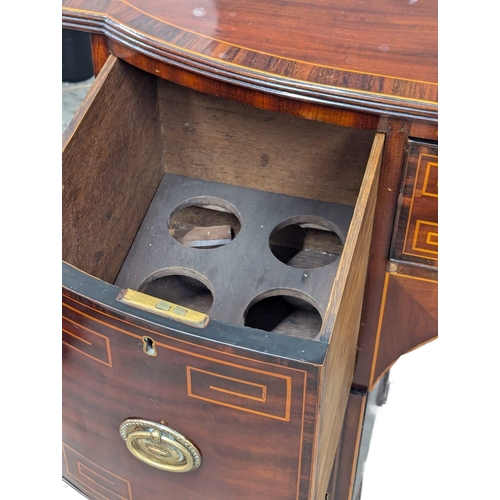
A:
328;390;367;500
391;140;438;267
157;79;376;205
108;40;382;129
89;33;109;75
353;131;438;389
352;118;411;389
368;270;438;388
62;56;163;283
62;0;437;120
313;133;382;499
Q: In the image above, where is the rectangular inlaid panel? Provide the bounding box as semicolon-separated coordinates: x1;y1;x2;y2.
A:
391;140;438;266
187;364;291;421
63;443;133;500
62;315;113;367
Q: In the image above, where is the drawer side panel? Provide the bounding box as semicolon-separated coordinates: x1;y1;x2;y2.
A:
313;133;384;499
62;55;164;283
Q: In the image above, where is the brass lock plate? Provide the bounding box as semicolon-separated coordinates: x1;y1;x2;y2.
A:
117;289;209;328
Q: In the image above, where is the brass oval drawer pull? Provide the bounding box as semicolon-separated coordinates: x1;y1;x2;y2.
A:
119;419;202;472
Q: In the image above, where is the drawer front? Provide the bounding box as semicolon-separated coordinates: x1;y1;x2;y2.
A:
62;287;315;500
391;140;438;267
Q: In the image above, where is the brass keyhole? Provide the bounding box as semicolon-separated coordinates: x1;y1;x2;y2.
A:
142;336;157;356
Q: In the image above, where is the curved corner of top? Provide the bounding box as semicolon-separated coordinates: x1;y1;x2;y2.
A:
62;0;438;123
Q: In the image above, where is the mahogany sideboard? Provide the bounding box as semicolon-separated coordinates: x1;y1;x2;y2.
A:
62;1;437;499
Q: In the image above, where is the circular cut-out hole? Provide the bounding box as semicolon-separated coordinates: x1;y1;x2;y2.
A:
244;291;322;339
169;198;241;249
269;217;343;269
140;273;213;313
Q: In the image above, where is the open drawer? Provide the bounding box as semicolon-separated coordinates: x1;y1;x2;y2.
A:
62;55;384;500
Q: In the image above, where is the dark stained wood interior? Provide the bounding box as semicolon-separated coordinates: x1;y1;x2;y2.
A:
113;172;357;338
140;274;214;313
63;60;376;286
158;79;376;205
170;205;241;237
244;294;323;340
269;224;344;269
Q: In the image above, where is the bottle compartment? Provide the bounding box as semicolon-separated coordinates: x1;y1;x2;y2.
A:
114;174;353;340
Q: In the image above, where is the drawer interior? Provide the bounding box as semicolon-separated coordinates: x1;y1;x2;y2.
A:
63;56;383;342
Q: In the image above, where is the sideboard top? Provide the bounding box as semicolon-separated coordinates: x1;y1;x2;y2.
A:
62;0;438;121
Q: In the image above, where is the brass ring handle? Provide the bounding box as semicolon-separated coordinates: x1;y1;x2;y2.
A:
119;419;202;472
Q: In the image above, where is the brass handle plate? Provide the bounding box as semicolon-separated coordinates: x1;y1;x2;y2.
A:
117;289;209;328
119;419;202;472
